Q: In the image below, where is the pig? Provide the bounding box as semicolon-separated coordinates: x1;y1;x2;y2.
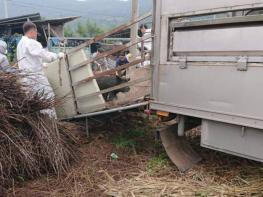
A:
96;76;130;101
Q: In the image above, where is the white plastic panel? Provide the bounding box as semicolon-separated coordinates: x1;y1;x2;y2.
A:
173;26;263;52
45;58;76;119
67;50;105;114
161;0;263;15
45;49;105;119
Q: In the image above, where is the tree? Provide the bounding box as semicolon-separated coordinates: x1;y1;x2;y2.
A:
64;25;74;37
76;22;87;37
64;20;105;38
86;19;104;37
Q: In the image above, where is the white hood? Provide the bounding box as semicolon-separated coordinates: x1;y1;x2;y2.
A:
0;40;7;55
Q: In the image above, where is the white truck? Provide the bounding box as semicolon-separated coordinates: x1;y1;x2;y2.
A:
150;0;263;171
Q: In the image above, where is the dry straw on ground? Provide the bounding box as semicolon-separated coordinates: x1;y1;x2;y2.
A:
101;169;263;197
0;72;80;194
3;105;263;197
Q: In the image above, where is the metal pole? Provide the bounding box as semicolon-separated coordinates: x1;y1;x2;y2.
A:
130;0;139;61
85;117;89;138
4;0;9;18
63;101;149;120
178;115;185;137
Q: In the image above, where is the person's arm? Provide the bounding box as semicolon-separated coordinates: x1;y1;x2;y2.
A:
26;40;59;63
0;56;16;73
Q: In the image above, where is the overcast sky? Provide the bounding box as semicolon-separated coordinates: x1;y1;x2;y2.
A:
0;0;152;20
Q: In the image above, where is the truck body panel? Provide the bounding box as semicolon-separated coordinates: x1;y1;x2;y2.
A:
151;0;263;162
161;0;263;15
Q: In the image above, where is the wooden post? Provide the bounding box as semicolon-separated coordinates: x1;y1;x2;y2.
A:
130;0;139;61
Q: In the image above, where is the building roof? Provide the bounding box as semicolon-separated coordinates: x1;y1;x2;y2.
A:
0;13;41;26
0;13;79;27
33;16;80;26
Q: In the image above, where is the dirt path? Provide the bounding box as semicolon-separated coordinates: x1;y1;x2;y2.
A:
6;112;263;197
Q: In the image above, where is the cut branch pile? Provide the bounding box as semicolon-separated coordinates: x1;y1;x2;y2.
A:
0;72;80;193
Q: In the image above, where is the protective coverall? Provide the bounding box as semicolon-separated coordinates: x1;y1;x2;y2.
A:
17;36;60;117
0;40;15;73
138;28;152;51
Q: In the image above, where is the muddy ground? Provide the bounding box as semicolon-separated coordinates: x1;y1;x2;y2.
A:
6;112;263;197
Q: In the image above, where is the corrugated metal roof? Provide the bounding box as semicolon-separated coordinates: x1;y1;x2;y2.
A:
33;16;80;25
0;14;79;27
0;13;41;25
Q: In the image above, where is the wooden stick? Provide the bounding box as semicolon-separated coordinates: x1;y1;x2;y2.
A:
67;12;152;55
73;59;144;87
69;35;152;71
76;77;151;101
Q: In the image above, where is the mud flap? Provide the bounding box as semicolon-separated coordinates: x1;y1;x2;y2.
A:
160;124;202;172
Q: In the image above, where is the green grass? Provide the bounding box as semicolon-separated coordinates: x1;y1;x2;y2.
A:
112;128;146;149
147;153;169;174
125;128;146;138
113;137;136;149
194;192;210;197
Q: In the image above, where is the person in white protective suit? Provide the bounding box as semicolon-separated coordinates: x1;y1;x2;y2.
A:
138;24;152;51
17;21;64;118
0;40;16;73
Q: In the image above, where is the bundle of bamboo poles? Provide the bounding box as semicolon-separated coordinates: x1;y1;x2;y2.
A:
0;72;80;193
